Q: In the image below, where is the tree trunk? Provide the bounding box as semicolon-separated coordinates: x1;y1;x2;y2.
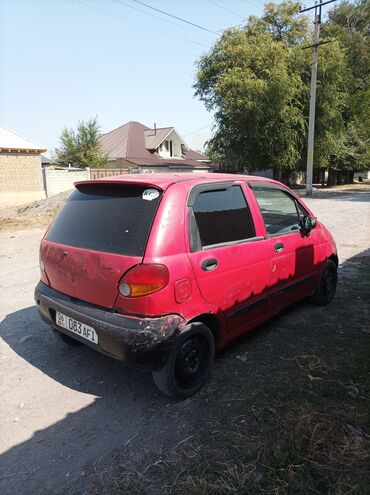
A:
281;169;290;185
321;168;326;187
327;169;332;186
273;168;282;181
327;169;336;186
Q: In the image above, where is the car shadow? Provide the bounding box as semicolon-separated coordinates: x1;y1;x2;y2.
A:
0;304;158;398
0;307;175;494
1;248;370;495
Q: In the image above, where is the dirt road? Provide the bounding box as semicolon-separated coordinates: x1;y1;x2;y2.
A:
0;186;369;494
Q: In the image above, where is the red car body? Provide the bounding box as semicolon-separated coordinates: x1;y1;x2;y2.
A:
35;173;337;397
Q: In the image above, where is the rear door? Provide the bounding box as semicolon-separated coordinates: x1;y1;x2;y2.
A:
251;183;319;312
41;183;162;308
187;181;270;334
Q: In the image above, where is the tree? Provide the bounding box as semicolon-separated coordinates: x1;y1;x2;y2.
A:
55;117;107;168
195;2;311;173
195;24;306;173
322;0;370;170
194;0;369;177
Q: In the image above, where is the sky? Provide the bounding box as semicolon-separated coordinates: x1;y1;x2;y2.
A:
0;0;267;155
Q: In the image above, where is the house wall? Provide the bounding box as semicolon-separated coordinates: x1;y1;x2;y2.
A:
0;153;44;192
0;153;45;206
354;170;370;180
157;130;183;159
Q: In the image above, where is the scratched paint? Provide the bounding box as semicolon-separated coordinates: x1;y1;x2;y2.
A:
41;240;141;308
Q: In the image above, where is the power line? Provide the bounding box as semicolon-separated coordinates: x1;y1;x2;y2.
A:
111;0;205;37
183;124;212;138
206;0;246;19
300;0;337;13
221;0;253;16
130;0;220;36
79;1;210;49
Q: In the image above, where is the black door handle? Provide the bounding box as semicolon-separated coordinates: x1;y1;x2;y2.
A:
274;242;284;253
201;258;218;272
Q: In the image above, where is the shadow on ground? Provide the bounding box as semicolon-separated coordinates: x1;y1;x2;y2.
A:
1;249;369;494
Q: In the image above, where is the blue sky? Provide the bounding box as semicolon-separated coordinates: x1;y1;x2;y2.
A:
0;0;266;155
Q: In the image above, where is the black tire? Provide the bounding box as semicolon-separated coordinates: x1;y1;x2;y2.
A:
51;328;83;346
152;322;215;399
310;259;337;306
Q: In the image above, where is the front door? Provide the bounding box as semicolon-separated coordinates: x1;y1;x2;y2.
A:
252;184;319;313
187;181;270;335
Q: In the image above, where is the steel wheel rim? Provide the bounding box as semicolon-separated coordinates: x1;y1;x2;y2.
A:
323;270;335;295
174;336;208;389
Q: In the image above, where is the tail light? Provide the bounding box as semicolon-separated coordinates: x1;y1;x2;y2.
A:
118;264;169;298
39;253;49;285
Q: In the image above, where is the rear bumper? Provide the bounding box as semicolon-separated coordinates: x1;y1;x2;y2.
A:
34;281;185;371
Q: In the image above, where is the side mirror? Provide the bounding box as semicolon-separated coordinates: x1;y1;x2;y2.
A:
302;215;317;234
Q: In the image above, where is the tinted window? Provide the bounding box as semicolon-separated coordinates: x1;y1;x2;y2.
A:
192;185;255;248
253;187;301;235
45;185;162;256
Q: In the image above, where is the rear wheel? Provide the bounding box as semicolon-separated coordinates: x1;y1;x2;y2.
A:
152;322;215;399
51;328;82;346
310;259;337;306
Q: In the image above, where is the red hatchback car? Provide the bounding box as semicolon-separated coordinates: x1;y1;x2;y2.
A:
35;173;338;398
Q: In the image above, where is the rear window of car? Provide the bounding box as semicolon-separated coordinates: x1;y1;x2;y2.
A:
45;184;162;256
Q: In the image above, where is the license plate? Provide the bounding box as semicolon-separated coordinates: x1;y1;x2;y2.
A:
56;311;98;344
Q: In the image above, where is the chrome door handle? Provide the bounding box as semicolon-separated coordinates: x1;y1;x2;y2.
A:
274;242;284;253
201;258;218;272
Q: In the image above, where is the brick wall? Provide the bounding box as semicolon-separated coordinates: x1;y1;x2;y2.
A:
43;168;90;197
0;153;43;192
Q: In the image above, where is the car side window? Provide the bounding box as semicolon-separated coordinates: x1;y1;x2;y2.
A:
190;185;255;249
253;186;301;236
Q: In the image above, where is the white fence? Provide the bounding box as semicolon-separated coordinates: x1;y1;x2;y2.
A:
43;167;90;197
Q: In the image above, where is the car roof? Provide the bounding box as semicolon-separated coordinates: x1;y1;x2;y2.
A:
75;172;280;191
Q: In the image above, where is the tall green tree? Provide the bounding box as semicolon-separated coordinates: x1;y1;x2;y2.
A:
322;0;370;169
55;117;107;168
194;0;369;175
195;24;306;172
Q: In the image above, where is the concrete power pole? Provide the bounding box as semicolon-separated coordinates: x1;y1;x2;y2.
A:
300;0;337;196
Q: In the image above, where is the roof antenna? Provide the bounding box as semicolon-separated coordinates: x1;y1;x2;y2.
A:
154;123;156;135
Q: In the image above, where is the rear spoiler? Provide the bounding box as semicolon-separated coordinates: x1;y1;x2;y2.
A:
74;179;165;190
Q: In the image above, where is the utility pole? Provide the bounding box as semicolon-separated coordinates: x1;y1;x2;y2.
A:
300;0;337;196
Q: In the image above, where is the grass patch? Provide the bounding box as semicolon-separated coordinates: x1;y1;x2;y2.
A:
101;342;370;494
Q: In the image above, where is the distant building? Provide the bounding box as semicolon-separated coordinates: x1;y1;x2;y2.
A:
41;155;51;167
0;126;46;205
99;121;212;173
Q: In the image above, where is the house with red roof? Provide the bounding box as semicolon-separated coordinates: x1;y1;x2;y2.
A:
99;121;212;173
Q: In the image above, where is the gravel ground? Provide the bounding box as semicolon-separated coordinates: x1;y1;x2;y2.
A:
0;185;369;494
0;190;71;231
303;186;370;262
